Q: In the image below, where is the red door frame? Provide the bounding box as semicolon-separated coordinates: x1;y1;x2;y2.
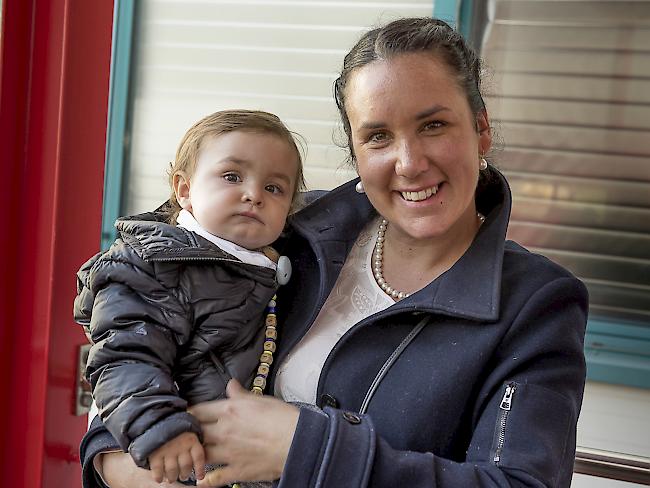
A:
0;0;113;486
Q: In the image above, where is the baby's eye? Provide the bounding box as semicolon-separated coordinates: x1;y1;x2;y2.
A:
265;184;284;195
223;173;241;183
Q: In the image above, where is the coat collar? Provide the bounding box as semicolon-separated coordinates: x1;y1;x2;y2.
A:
116;210;238;263
289;168;511;322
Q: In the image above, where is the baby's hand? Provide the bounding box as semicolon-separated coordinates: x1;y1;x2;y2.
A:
149;432;206;483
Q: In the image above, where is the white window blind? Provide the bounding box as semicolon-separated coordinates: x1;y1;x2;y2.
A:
123;0;434;215
482;0;650;324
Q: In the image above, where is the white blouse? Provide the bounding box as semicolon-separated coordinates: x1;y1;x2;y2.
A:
274;217;394;404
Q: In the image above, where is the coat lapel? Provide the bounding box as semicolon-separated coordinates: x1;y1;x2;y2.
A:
289;169;512;323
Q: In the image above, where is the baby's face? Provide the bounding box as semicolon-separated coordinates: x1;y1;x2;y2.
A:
181;131;298;250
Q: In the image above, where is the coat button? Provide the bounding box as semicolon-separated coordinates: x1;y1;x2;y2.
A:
319;394;339;409
342;412;361;424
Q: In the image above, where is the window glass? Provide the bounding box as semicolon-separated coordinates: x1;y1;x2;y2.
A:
478;0;650;464
122;0;434;215
482;0;650;327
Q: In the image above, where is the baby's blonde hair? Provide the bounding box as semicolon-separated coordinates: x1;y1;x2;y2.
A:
166;109;306;223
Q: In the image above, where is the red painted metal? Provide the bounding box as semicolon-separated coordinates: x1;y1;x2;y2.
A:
0;0;114;486
0;0;34;476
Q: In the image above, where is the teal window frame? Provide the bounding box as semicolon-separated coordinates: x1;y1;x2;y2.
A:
433;0;459;27
102;0;650;389
102;0;135;250
584;320;650;390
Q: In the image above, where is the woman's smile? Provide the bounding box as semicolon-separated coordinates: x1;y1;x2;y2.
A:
400;184;439;202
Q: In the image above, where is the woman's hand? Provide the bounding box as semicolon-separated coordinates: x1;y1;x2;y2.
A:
101;450;186;487
190;380;300;487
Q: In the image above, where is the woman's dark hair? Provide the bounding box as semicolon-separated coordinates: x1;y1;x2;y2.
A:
334;17;487;164
333;17;494;197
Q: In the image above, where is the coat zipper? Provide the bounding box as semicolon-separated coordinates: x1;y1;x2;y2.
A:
493;383;516;464
149;256;240;263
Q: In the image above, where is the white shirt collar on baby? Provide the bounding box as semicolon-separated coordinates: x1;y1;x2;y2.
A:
176;209;276;270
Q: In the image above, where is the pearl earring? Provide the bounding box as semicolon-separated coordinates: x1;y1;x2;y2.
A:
479;158;488;171
355;181;365;193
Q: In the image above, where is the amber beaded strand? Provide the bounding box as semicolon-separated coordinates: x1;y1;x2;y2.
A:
231;295;278;488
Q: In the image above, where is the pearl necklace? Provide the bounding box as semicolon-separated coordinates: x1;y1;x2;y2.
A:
373;214;486;301
373;220;410;300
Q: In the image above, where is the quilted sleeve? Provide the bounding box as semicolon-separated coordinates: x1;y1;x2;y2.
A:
77;244;201;468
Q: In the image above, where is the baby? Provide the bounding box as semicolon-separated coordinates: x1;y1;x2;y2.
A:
74;109;304;483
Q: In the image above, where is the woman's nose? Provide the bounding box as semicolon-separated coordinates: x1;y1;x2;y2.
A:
395;139;428;178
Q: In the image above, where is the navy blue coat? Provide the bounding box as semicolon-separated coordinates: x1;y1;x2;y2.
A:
80;169;588;487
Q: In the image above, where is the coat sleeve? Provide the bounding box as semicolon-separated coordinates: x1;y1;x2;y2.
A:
77;245;202;468
278;276;588;487
79;416;119;488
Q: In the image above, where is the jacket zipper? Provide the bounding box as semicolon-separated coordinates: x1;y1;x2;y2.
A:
150;256;240;263
493;383;516;464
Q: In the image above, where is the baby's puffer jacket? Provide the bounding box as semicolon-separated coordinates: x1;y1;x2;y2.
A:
73;209;278;468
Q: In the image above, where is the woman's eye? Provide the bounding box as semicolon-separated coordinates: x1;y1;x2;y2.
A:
223;173;241;183
423;120;444;131
265;184;283;195
368;132;389;144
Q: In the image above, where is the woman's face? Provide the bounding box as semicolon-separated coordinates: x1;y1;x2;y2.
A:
345;53;492;243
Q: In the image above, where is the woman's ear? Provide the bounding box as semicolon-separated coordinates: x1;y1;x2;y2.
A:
173;172;192;210
476;109;492;156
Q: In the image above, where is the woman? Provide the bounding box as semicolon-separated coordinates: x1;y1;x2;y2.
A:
82;18;588;487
